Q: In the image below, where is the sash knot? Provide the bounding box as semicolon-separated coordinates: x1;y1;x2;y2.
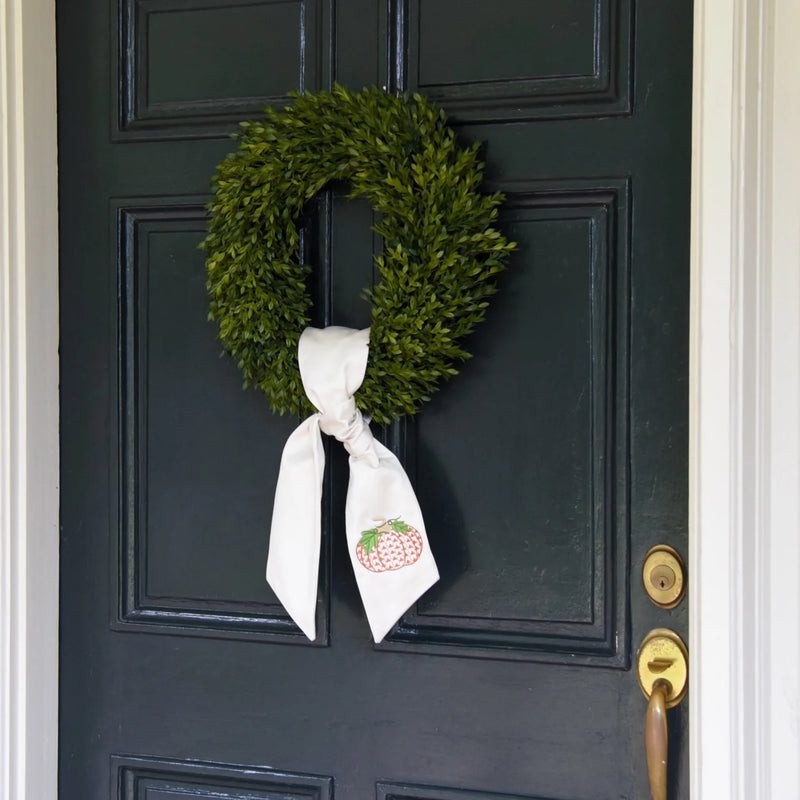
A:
318;405;378;465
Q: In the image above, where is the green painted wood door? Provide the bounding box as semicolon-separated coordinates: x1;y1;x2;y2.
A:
58;2;692;798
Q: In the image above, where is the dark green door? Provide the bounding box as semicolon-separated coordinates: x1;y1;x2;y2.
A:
58;2;692;798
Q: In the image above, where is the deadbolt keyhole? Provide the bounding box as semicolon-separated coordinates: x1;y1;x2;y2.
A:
650;564;676;591
642;545;686;608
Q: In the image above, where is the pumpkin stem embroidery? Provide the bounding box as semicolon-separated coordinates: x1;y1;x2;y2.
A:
356;518;423;573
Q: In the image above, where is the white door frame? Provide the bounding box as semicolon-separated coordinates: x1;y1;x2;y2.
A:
691;0;800;796
690;0;800;800
2;0;798;797
0;0;59;798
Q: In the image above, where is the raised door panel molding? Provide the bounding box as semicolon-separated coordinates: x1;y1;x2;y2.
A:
390;0;631;121
381;179;631;666
113;755;333;799
112;197;330;644
377;783;555;800
116;0;329;140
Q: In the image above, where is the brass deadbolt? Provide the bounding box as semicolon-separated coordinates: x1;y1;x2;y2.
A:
637;628;689;707
642;545;686;609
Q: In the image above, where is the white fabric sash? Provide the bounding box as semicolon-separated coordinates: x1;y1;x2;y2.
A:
266;326;439;642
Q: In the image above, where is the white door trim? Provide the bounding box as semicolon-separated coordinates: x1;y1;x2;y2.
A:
3;0;799;797
0;0;60;798
690;0;800;796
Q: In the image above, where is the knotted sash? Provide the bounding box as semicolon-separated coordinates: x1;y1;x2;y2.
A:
266;326;439;642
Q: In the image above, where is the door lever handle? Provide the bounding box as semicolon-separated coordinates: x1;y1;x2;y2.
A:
637;629;688;800
645;678;670;800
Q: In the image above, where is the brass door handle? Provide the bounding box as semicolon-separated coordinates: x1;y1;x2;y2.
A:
637;629;688;800
645;679;670;800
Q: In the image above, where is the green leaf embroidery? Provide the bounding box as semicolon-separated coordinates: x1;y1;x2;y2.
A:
389;518;411;534
358;528;381;555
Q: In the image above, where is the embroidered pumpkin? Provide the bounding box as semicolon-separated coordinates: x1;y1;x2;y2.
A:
356;518;423;573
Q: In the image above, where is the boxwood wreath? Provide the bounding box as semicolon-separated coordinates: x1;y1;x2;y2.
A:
204;85;516;424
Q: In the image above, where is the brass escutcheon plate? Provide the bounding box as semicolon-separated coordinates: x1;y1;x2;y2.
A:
637;628;688;708
642;544;686;608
